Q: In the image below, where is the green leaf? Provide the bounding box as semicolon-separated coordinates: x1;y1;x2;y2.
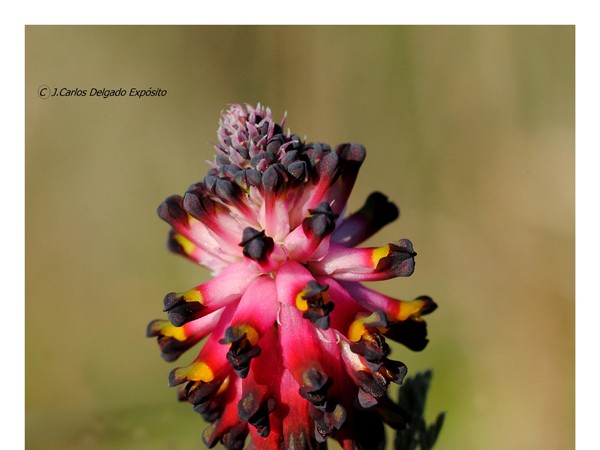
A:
393;370;445;450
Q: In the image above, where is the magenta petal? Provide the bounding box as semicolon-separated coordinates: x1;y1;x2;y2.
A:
166;229;232;273
163;261;259;326
219;277;279;377
278;304;331;404
274;261;317;307
168;304;236;387
183;186;247;255
259;192;290;242
283;223;331;263
310;241;416;282
341;281;437;322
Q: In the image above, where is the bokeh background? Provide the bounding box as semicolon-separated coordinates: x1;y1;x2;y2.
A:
25;26;574;449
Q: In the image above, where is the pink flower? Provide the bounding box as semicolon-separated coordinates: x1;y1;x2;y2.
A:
148;103;437;449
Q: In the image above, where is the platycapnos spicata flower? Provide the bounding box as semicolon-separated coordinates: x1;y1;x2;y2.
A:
147;103;437;449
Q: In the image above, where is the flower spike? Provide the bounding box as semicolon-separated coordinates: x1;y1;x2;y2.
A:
148;103;438;449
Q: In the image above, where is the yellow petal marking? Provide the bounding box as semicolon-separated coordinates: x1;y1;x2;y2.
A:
348;319;366;342
160;323;187;341
371;245;390;268
184;288;203;304
295;291;309;311
216;375;230;395
348;312;387;342
397;299;427;321
174;233;196;256
184;361;215;383
237;324;260;346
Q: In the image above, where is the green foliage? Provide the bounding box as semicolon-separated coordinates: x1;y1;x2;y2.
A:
394;370;445;450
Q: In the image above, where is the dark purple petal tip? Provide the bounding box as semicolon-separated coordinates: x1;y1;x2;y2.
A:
239;227;274;261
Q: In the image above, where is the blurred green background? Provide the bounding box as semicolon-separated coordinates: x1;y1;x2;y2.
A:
25;26;574;449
